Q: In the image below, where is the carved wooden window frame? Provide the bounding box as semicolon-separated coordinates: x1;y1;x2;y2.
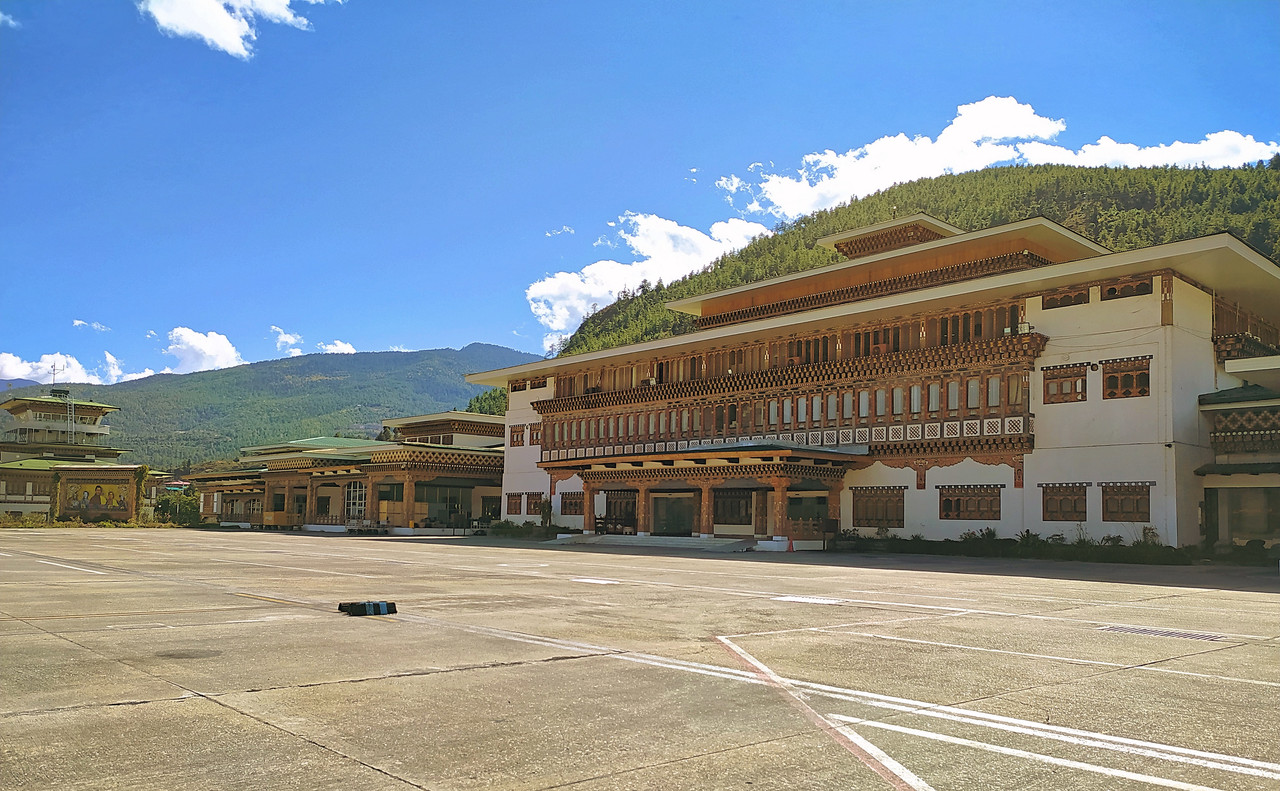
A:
1042;289;1089;309
560;491;585;516
1043;363;1088;404
509;425;525;447
1101;279;1153;301
1041;483;1088;521
713;489;754;525
852;486;906;530
525;492;543;516
1101;356;1151;399
938;485;1002;520
506;493;523;515
1102;482;1152;522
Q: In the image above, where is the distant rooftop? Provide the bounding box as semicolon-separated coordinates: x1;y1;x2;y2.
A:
1;394;120;413
382;410;505;429
239;436;387;455
1199;384;1280;407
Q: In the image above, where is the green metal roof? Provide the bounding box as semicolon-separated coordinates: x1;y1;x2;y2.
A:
0;458;134;471
242;436;382;453
1;395;120;411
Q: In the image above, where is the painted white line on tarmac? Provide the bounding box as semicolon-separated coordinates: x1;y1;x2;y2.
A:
773;595;846;605
820;630;1280;689
35;560;107;575
828;708;1280;781
724;613;965;638
602;646;1280;778
844;719;1229;791
206;558;376;578
0;551;11;556
806;684;1280;775
717;636;936;791
91;544;173;555
572;578;620;585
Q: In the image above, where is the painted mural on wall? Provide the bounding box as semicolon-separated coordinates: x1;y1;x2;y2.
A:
64;482;130;518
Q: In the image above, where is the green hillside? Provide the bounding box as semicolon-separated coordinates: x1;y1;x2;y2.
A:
562;161;1280;355
1;343;537;470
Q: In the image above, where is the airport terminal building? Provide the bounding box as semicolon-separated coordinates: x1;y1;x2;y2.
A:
468;215;1280;548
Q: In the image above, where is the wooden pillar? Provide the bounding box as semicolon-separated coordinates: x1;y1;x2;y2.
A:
582;480;597;534
304;477;317;522
769;477;789;538
753;490;768;537
826;480;843;545
697;480;715;537
402;475;414;528
635;482;653;536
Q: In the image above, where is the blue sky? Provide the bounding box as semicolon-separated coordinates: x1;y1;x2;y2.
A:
2;1;1278;384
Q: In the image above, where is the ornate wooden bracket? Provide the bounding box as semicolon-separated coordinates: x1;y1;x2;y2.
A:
548;468;577;496
877;453;1024;489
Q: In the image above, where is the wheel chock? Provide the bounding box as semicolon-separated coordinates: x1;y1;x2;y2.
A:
338;601;397;616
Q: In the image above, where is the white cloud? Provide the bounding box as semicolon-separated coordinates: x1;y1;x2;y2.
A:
0;11;20;28
525;213;770;351
269;324;303;356
0;352;100;385
72;319;111;332
0;350;153;385
387;344;410;352
317;339;356;354
103;351;155;383
720;96;1280;220
1017;130;1280;168
137;0;335;60
145;330;158;339
162;327;244;373
545;225;575;237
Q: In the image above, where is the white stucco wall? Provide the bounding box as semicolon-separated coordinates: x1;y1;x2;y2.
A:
501;381;550;521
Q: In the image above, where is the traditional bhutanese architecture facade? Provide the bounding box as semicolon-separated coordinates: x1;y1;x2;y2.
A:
0;390;164;521
469;214;1280;548
189;411;504;533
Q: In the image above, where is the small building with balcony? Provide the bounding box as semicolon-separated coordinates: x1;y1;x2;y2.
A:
0;389;163;521
189;411;504;533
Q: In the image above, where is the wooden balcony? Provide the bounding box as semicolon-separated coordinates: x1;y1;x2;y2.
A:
536;333;1049;415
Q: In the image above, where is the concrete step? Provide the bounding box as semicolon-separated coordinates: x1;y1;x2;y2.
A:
548;534;757;553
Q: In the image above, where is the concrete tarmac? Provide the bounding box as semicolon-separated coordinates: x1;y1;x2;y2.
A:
2;528;1277;790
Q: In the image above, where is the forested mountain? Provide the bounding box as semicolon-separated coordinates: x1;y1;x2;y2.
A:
0;344;537;470
562;161;1280;355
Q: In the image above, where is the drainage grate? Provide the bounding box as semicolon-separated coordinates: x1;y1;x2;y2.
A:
1099;625;1225;641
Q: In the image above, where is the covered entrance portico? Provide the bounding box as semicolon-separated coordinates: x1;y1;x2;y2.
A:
547;441;867;547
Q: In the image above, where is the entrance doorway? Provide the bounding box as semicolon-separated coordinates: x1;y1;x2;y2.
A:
653;493;695;536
